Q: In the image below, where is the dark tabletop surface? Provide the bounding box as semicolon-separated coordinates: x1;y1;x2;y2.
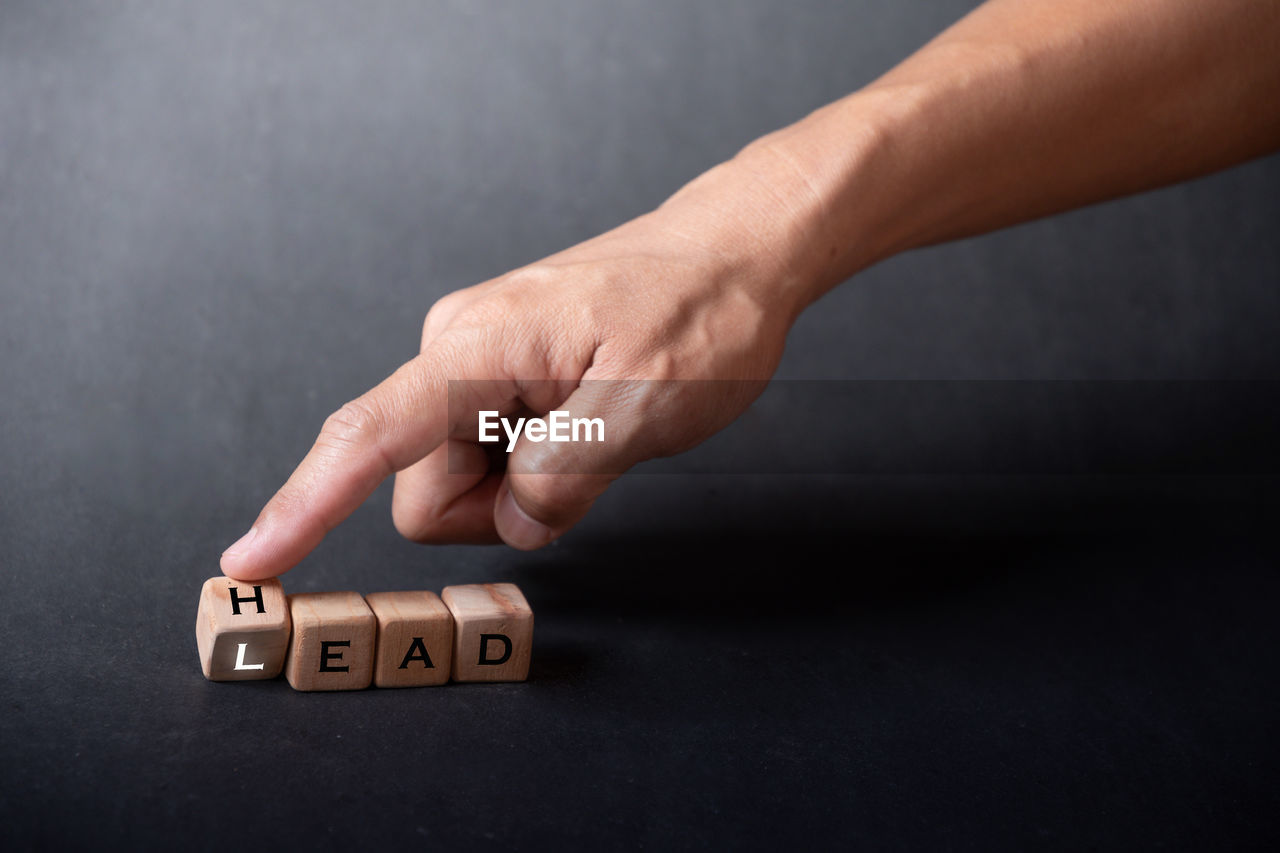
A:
3;1;1278;849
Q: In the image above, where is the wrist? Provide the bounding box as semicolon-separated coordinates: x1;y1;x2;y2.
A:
748;88;935;287
661;88;912;317
650;143;834;324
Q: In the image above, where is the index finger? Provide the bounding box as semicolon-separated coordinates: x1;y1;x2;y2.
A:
220;344;505;580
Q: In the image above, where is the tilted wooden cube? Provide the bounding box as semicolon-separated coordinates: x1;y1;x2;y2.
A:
285;591;376;691
441;583;534;682
195;577;291;681
366;590;454;687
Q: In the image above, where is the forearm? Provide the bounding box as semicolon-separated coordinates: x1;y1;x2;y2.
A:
693;0;1280;309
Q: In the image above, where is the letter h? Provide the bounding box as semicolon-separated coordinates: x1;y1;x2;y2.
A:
229;584;266;616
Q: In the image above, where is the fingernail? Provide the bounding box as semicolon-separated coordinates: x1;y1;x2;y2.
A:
497;490;554;550
222;526;259;558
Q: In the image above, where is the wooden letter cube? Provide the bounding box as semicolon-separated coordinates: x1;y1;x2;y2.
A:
366;591;455;687
285;591;376;691
441;583;533;682
195;576;291;681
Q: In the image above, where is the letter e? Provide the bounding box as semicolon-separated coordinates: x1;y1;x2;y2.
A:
319;640;351;672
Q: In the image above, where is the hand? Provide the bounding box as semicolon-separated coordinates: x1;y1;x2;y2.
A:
222;0;1280;581
220;151;825;579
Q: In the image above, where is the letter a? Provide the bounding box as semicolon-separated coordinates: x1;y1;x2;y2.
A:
398;637;435;669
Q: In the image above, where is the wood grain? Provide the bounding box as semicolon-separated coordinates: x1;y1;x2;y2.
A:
366;590;454;687
440;583;533;683
285;591;376;691
195;576;291;681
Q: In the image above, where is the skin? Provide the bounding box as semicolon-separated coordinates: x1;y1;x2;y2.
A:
222;0;1280;580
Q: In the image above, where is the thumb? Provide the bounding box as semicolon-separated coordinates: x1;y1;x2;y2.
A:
492;382;644;550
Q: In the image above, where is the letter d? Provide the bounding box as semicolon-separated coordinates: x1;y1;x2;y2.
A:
477;633;512;666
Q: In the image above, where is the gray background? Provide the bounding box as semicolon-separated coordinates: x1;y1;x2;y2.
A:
2;1;1278;848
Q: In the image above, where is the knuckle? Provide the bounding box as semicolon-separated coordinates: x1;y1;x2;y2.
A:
503;263;558;290
391;501;441;543
470;288;527;325
319;400;382;449
421;291;469;349
431;293;521;343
